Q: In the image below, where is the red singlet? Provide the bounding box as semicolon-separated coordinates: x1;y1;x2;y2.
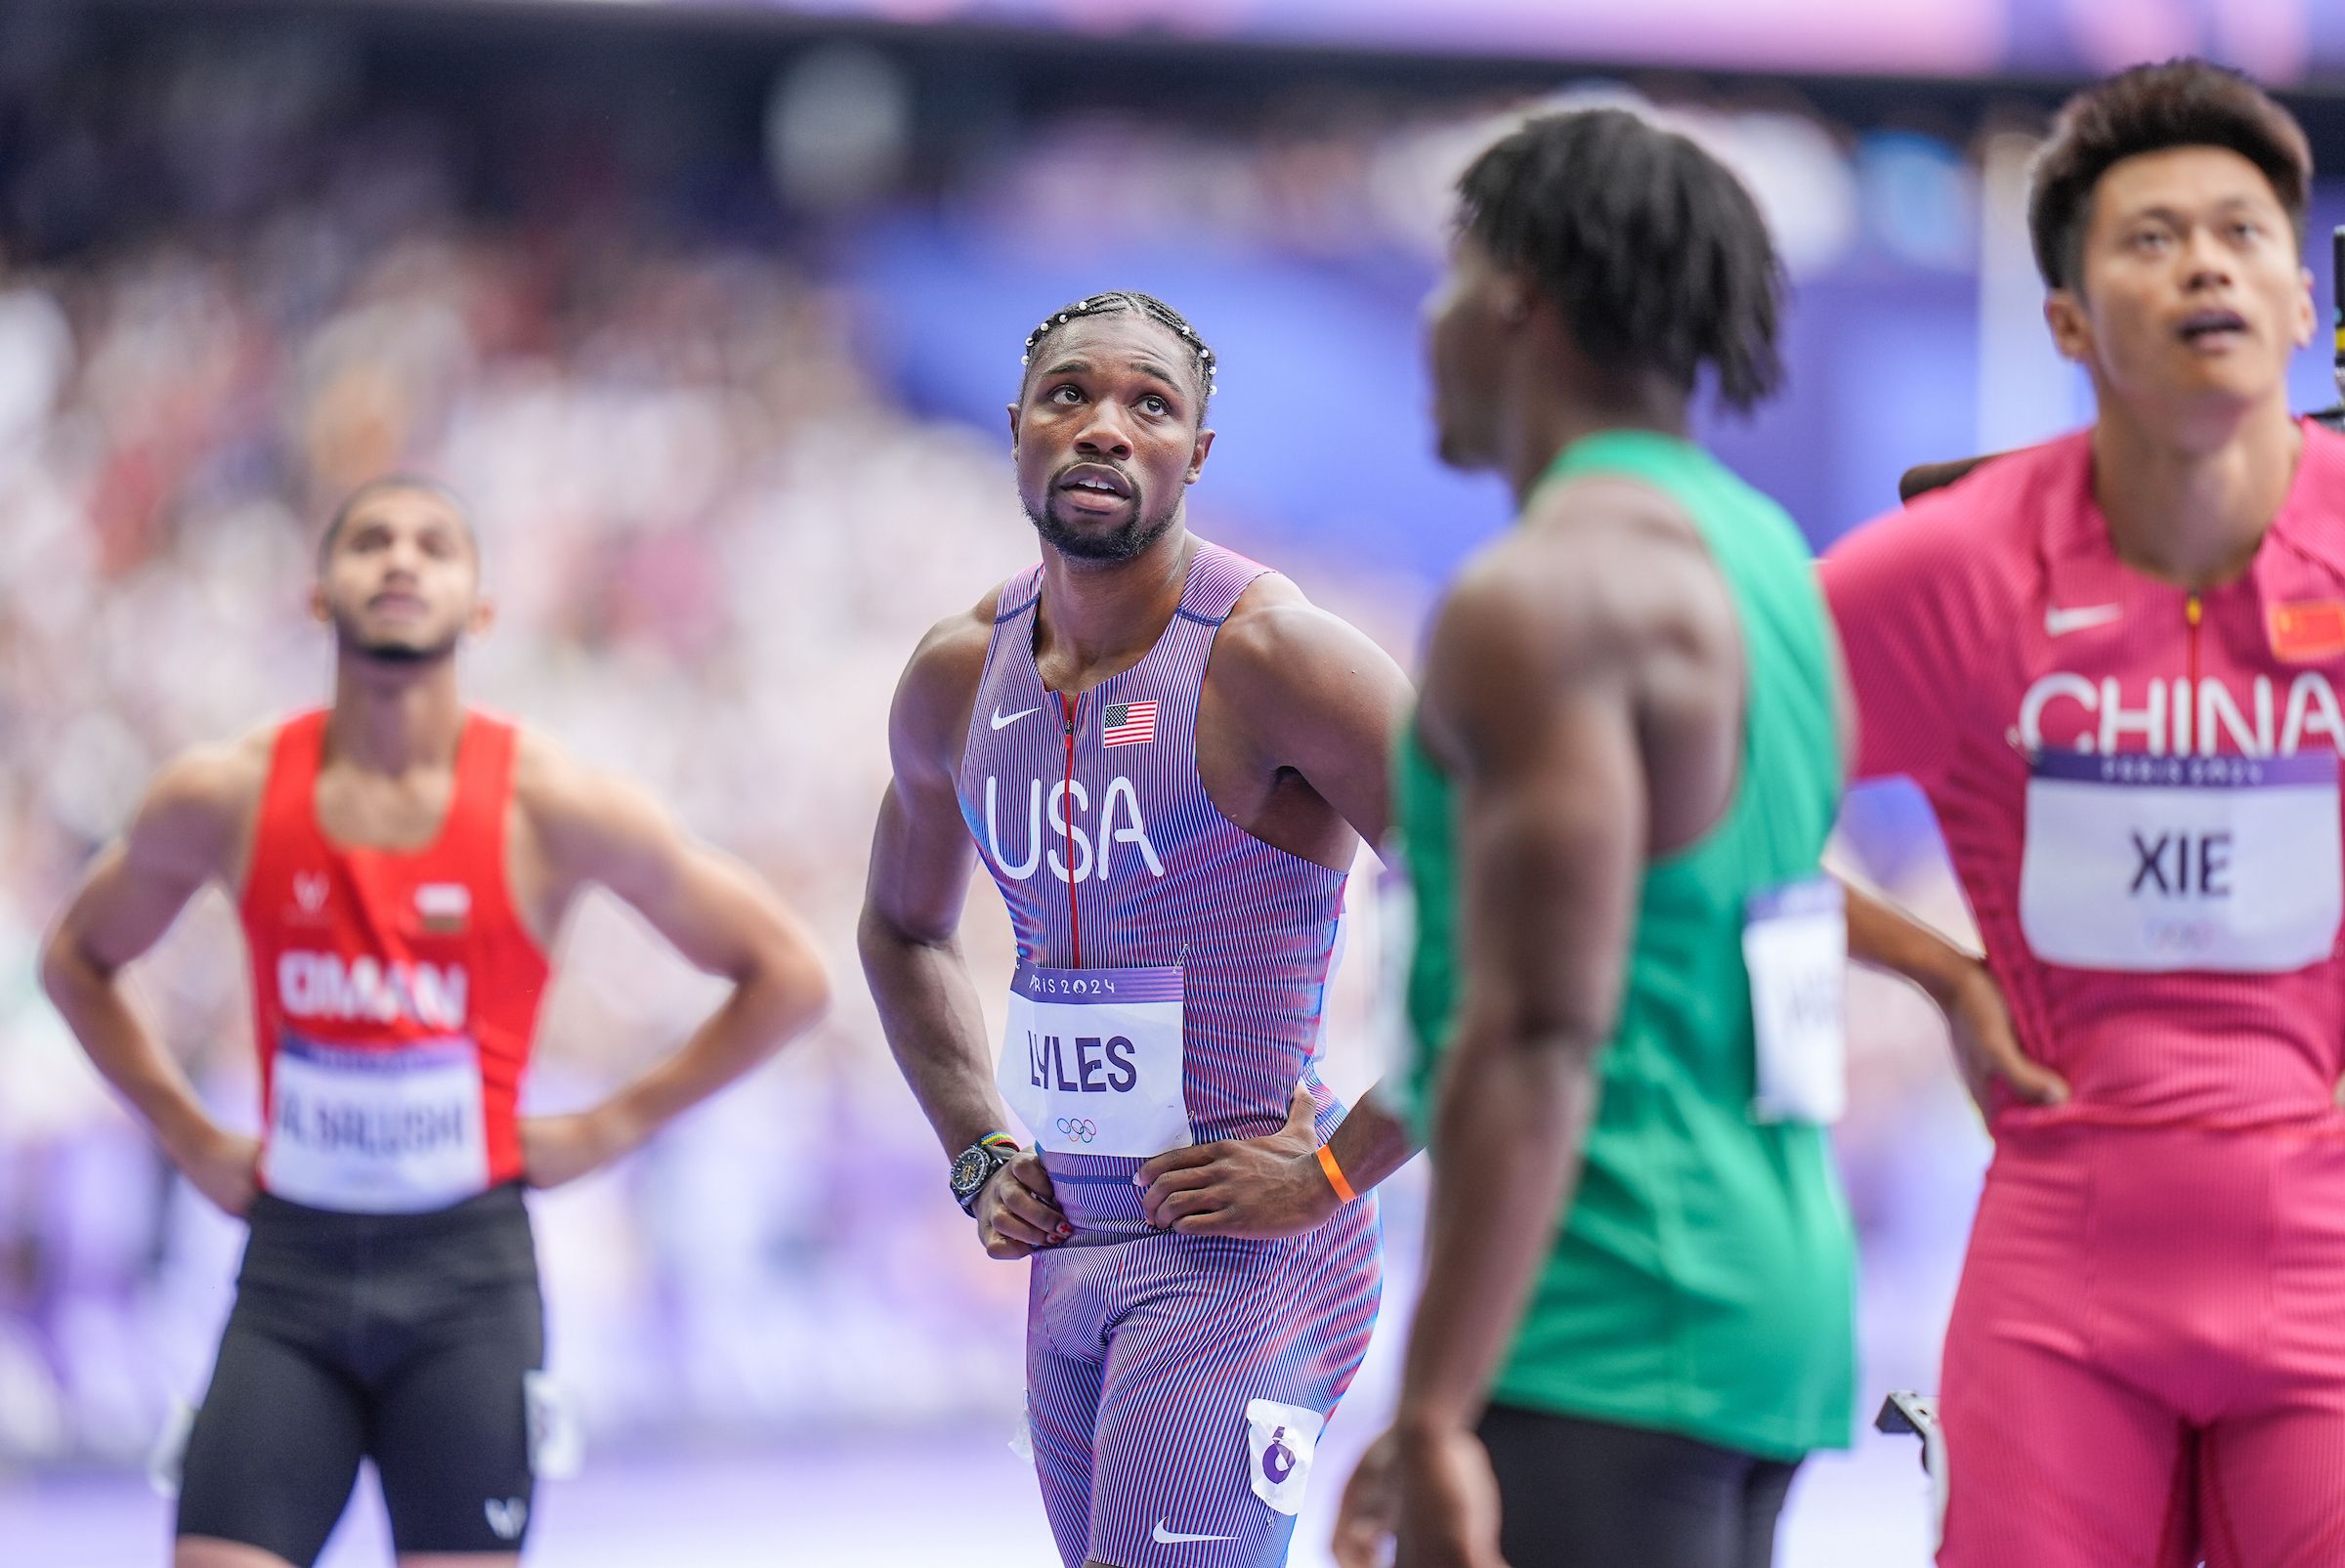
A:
238;709;549;1212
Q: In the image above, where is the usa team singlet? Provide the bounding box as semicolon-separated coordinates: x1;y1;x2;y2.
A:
955;541;1382;1568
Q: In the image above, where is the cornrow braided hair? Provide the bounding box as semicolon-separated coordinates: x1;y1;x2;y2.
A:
1019;290;1219;409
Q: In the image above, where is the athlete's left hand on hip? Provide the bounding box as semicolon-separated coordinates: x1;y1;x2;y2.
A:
1133;1082;1331;1237
521;1107;637;1189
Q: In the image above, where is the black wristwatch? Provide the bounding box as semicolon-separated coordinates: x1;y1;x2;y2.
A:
950;1136;1018;1216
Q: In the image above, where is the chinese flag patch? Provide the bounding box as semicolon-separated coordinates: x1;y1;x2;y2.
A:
2270;600;2345;662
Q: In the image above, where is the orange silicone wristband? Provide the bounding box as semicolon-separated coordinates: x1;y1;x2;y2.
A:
1316;1143;1359;1205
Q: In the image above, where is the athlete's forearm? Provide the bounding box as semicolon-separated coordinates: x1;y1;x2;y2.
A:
596;945;831;1148
1395;1026;1600;1434
1323;1087;1418;1196
38;937;224;1162
858;911;1016;1156
1838;873;1975;1009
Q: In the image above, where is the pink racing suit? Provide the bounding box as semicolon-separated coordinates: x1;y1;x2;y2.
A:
1824;420;2345;1567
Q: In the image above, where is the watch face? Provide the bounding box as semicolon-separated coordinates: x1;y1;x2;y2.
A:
951;1147;989;1196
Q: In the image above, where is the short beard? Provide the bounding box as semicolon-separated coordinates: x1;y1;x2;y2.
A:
351;637;458;665
1026;492;1180;565
331;611;460;666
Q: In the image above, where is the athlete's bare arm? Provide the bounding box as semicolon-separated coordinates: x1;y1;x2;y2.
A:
860;594;1072;1260
1842;881;2067;1115
507;733;831;1187
1138;577;1421;1238
1834;459;2067;1114
1337;489;1742;1568
39;737;273;1215
1196;575;1410;865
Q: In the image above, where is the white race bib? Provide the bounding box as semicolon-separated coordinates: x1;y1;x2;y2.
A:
525;1370;584;1480
2019;751;2342;972
998;962;1191;1157
1371;860;1419;1089
1745;877;1847;1124
262;1034;490;1212
146;1399;195;1500
1245;1398;1326;1516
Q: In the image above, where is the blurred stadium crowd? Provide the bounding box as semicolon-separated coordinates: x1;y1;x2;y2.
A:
0;28;1068;1462
0;11;2048;1470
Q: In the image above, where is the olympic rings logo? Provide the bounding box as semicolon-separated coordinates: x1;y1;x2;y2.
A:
1054;1118;1098;1144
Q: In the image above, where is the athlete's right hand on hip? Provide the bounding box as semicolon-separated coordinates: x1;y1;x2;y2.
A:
974;1150;1071;1258
173;1124;262;1218
1944;960;2068;1119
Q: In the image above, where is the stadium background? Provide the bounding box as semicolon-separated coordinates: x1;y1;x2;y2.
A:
3;2;2343;1562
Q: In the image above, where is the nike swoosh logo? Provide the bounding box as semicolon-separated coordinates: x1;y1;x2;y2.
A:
2045;604;2122;636
1153;1522;1240;1545
991;704;1043;731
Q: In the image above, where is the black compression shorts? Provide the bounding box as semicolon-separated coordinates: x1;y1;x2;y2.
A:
1476;1403;1803;1568
175;1182;545;1564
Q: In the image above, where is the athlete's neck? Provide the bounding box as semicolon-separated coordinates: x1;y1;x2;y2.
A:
2091;391;2302;590
1503;377;1689;509
1033;524;1197;696
324;655;467;777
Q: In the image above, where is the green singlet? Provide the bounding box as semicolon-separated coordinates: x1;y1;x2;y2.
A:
1392;429;1856;1461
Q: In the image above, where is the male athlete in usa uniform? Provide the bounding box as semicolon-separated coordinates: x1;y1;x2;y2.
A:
41;478;830;1568
860;292;1417;1568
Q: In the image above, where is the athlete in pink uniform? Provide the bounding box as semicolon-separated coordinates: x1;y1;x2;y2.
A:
1825;62;2345;1567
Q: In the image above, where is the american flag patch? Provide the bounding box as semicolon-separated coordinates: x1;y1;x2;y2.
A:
1102;700;1159;748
